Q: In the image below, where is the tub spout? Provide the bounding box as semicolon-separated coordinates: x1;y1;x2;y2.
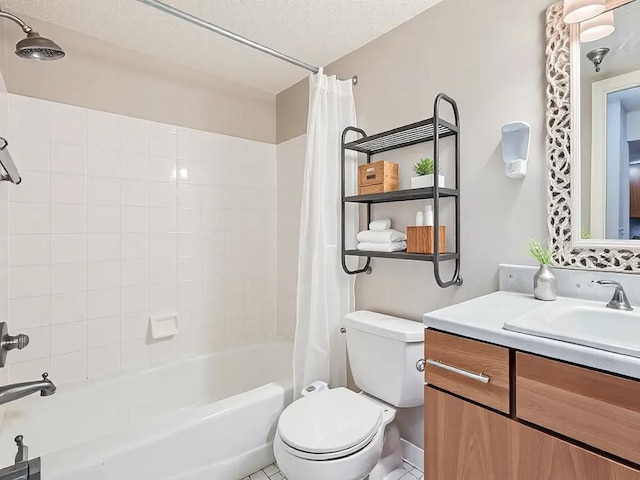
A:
0;372;56;406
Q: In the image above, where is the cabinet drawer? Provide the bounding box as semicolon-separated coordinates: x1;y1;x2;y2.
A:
425;330;510;413
516;352;640;465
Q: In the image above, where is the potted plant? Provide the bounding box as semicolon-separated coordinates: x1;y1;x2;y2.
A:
524;239;556;301
411;157;445;189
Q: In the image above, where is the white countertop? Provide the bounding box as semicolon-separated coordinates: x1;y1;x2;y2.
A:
423;291;640;380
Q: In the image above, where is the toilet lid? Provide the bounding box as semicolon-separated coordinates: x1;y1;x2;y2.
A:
277;388;383;456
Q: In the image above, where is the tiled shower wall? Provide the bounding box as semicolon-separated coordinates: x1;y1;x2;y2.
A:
275;135;305;340
4;94;277;385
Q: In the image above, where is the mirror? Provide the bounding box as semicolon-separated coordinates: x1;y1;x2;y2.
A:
579;0;640;241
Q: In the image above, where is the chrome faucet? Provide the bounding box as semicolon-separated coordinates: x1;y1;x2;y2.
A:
0;372;56;406
596;280;633;311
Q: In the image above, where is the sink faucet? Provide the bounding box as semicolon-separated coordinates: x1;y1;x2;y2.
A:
596;280;633;311
0;372;56;406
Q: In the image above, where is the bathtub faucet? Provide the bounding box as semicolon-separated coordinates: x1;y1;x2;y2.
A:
0;372;56;406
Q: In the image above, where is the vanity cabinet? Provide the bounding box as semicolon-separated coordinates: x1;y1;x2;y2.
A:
424;330;640;479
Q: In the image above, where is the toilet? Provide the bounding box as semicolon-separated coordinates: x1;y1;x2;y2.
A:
274;310;424;480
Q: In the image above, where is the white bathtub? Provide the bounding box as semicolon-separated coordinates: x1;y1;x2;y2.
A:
0;339;293;480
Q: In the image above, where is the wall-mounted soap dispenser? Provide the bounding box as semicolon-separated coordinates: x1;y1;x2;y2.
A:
501;122;531;179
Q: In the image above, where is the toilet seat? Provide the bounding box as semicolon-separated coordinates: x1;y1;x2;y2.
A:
277;388;384;460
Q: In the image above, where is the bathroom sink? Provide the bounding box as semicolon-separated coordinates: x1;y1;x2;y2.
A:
503;298;640;358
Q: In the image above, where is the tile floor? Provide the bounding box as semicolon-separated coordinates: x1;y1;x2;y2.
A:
243;460;424;480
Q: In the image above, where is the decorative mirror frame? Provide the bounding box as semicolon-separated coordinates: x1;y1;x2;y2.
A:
545;2;640;271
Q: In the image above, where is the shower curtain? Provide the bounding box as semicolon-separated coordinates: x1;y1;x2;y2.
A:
293;69;358;399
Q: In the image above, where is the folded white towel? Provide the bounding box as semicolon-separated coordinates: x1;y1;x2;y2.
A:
369;218;391;231
357;241;407;253
357;229;407;243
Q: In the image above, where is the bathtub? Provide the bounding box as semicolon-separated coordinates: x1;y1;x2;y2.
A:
0;338;293;480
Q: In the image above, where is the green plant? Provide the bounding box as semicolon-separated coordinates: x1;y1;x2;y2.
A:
413;157;434;176
581;228;591;240
524;238;552;265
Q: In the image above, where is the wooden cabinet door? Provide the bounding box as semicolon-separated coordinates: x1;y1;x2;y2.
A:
425;386;513;480
426;387;640;480
629;164;640;218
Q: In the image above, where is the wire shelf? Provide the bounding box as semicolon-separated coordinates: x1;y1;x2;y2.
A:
343;118;458;155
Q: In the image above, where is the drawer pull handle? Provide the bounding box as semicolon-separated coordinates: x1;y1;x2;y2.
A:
426;359;490;384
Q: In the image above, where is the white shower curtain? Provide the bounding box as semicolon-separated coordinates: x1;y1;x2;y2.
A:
293;69;358;398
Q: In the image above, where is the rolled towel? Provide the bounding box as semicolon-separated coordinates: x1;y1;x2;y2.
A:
357;229;407;243
357;241;407;253
369;218;391;231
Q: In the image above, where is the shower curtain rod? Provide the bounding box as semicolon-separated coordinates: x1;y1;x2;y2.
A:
135;0;358;85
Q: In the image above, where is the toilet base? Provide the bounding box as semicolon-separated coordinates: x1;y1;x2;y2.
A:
369;423;402;480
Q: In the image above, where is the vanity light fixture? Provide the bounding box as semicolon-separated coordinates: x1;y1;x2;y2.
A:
586;47;610;72
563;0;606;24
580;11;615;43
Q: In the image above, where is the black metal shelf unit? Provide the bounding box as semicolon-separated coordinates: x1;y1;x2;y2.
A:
340;93;462;288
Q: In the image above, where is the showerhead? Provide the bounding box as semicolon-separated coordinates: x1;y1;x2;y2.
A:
0;8;65;61
15;31;65;61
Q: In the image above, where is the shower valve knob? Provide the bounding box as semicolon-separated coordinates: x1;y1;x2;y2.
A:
4;333;29;351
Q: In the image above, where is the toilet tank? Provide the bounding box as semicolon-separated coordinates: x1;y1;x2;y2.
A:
344;311;424;408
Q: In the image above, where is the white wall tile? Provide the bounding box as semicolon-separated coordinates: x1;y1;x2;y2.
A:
50;234;87;264
9;94;49;141
121;233;149;260
88;205;120;233
151;182;177;207
178;208;201;233
51;204;87;234
88;260;120;290
121;258;150;287
177;128;201;161
121;179;150;206
8;170;49;203
88;316;120;348
151;257;177;283
150;282;177;311
51;350;87;384
50;143;87;175
120;152;150;180
88;147;119;178
88;233;120;262
150;124;177;158
177;159;201;185
8;137;49;172
50;263;87;295
10;265;49;298
50;102;87;146
9;296;49;330
151;156;177;182
9;234;49;266
177;184;201;208
50;292;87;325
121;284;149;314
9;203;49;234
51;321;87;355
121;206;150;233
88;288;120;319
121;338;150;370
121;117;150;154
88;344;120;379
150;232;177;258
150;207;176;233
121;311;149;341
88;177;120;205
88;110;120;151
50;174;87;204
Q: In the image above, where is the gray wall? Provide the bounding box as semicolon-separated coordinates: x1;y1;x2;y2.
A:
276;0;551;448
0;13;275;144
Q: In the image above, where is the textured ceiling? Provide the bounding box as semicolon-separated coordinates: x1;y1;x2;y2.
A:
2;0;441;93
